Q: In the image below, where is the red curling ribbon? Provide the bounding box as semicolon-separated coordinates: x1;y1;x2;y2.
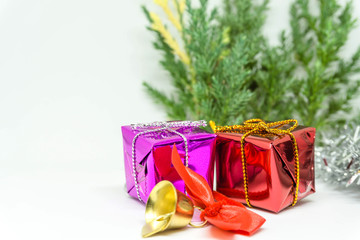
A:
171;144;266;236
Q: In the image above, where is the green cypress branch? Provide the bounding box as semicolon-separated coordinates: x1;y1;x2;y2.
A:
142;0;360;131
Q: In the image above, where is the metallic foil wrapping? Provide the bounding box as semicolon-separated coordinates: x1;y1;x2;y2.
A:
215;126;316;213
122;122;216;203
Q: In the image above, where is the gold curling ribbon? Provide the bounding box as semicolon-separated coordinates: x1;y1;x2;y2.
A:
210;119;300;208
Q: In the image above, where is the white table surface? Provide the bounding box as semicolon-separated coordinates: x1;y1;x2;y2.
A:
1;169;359;240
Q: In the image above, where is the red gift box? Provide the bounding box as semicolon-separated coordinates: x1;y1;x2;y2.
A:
212;119;316;213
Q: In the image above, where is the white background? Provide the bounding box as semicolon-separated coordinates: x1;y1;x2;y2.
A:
1;0;360;239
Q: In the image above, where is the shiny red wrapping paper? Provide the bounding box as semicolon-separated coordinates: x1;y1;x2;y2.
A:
215;125;316;213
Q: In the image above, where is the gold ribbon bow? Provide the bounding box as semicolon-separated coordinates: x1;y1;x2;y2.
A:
209;119;300;208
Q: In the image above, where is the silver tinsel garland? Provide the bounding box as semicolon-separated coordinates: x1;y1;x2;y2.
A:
315;122;360;187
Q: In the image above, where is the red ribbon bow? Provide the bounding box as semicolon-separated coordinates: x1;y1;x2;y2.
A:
154;146;181;182
171;144;266;236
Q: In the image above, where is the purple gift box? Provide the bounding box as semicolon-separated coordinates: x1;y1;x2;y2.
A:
121;120;216;203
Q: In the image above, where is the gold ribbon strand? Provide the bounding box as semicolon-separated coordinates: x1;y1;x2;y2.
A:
210;119;300;208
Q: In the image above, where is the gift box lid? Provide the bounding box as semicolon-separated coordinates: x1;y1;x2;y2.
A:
216;125;315;149
121;124;216;164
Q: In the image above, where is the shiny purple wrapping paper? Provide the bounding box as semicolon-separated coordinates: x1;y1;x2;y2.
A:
215;125;316;213
122;125;216;203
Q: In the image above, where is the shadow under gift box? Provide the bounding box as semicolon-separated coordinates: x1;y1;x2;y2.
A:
122;125;216;203
215;125;316;213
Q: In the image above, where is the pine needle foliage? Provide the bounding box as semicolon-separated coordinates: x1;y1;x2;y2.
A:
218;1;298;121
289;0;360;128
142;0;360;130
143;0;254;125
